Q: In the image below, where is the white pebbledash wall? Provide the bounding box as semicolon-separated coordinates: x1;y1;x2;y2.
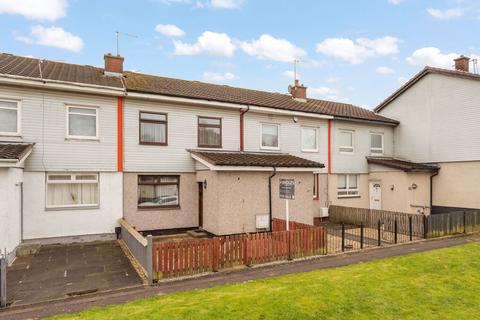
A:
0;168;23;262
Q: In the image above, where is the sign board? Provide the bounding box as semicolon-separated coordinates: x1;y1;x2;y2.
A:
279;179;295;200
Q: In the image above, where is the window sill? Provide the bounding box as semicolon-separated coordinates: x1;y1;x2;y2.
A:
138;206;181;211
337;195;361;199
139;142;168;146
65;137;100;142
260;146;280;151
198;145;222;149
0;133;21;137
339;151;354;155
45;205;100;211
302;149;319;153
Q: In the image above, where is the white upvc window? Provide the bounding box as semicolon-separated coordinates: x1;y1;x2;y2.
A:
46;173;99;209
67;106;98;139
338;129;354;153
0;99;21;136
370;132;384;155
261;123;280;150
301;126;318;152
337;174;359;198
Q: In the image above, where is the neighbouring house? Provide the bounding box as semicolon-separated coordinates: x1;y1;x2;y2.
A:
375;55;480;213
1;50;429;262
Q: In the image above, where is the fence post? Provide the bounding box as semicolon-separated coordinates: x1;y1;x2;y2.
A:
463;211;467;234
341;223;345;252
287;230;293;260
244;234;251;267
212;237;220;272
394;220;398;244
0;257;6;308
146;235;153;285
423;215;428;239
409;216;413;241
360;223;364;249
377;220;381;246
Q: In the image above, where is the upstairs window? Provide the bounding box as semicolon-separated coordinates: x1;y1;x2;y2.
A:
138;175;180;208
338;130;354;153
198;116;222;148
0;99;20;135
140;112;168;145
46;173;99;208
261;123;280;149
337;174;359;198
67;106;98;139
301;127;318;152
370;133;384;155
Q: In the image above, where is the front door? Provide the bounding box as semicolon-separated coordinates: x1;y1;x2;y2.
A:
198;182;203;228
369;182;382;210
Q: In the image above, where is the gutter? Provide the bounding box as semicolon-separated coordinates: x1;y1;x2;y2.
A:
0;74;125;96
268;166;277;231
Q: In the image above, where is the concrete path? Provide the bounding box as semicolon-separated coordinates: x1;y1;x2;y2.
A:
1;234;478;320
6;241;142;307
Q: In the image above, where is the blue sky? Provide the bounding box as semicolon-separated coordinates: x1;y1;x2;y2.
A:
0;0;479;109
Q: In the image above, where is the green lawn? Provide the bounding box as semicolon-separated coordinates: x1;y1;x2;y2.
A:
51;242;480;320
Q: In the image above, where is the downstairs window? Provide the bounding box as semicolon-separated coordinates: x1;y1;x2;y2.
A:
46;173;99;208
138;175;180;208
337;174;359;198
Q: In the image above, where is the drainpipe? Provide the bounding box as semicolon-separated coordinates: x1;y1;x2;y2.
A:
430;170;439;215
239;106;250;151
268;166;277;231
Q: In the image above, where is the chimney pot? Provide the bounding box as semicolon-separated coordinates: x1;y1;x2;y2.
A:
454;55;470;72
104;53;124;74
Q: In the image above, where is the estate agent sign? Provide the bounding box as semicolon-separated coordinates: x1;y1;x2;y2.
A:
279;179;295;200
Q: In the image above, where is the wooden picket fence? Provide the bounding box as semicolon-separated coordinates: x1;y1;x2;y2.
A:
152;221;327;280
271;218;315;231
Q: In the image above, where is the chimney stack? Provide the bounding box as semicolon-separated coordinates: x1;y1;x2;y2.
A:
454;55;470;72
288;79;307;102
104;53;124;74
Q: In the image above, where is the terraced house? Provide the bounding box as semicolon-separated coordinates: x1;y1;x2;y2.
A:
1;51;472;263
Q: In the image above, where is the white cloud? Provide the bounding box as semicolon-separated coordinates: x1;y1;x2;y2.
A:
326;76;341;83
241;34;306;63
155;24;185;37
210;0;243;8
388;0;404;4
15;25;83;52
158;0;190;5
173;31;236;56
406;47;458;68
0;0;67;21
202;71;237;81
397;76;408;84
310;86;337;96
282;70;301;79
427;8;464;19
376;66;396;75
315;36;399;64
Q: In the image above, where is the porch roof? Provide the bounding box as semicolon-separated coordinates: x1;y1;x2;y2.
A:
0;143;34;166
366;156;439;172
190;150;324;171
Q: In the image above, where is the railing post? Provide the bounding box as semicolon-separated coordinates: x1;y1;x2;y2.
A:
1;256;7;308
377;220;381;246
394;220;398;244
408;216;413;241
360;223;364;250
212;237;220;272
463;211;467;234
423;215;428;239
341;223;345;252
146;235;153;285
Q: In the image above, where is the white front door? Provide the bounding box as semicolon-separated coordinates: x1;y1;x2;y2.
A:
369;182;382;210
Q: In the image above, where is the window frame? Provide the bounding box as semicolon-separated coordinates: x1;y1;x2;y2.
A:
197;116;222;148
45;172;100;209
0;98;21;136
301;126;319;152
139;111;168;146
66;105;99;140
338;129;354;154
370;132;384;155
137;175;181;209
260;122;280;150
337;174;360;198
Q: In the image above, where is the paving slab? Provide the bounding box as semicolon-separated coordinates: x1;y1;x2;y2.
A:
5;241;142;307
